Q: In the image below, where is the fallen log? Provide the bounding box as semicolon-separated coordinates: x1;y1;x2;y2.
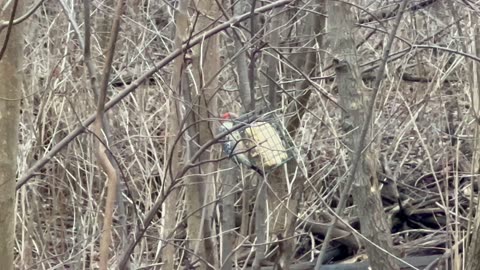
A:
255;255;441;270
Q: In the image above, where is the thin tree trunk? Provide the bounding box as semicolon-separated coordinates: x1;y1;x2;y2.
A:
267;4;325;268
0;1;23;269
266;10;282;108
220;162;238;270
160;0;190;268
466;13;480;270
233;0;252;110
95;1;125;269
252;179;267;270
81;0;128;261
285;0;324;134
185;0;221;267
223;0;252;253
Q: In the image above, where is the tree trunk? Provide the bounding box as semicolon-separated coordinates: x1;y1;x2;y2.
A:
233;0;252;111
185;0;221;267
0;2;24;269
161;0;190;268
327;1;399;270
267;3;326;268
220;162;239;270
466;13;480;270
222;0;253;267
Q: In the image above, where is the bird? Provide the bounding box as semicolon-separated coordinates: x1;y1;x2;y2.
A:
218;112;264;175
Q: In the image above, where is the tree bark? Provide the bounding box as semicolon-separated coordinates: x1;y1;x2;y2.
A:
161;0;190;268
0;1;23;269
267;3;326;268
222;0;253;267
185;0;221;268
466;12;480;270
265;9;281;108
326;1;399;269
233;0;252;111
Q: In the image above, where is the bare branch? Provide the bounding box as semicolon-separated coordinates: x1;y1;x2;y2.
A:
0;0;44;32
93;0;125;269
0;0;18;61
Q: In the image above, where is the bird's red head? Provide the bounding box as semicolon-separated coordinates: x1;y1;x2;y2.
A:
221;112;232;120
221;112;239;121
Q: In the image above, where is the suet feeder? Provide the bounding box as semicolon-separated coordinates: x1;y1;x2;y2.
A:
219;111;295;174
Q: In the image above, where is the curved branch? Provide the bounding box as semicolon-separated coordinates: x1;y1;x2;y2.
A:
0;0;45;32
0;0;19;61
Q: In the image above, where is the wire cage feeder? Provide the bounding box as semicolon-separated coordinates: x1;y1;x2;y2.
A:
222;111;296;174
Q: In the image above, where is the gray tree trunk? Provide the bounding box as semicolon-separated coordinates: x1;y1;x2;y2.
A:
467;12;480;270
0;2;24;269
186;0;221;267
268;3;326;268
160;0;190;268
327;1;399;269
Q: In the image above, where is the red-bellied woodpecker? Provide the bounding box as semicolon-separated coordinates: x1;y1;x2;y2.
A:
219;112;264;175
